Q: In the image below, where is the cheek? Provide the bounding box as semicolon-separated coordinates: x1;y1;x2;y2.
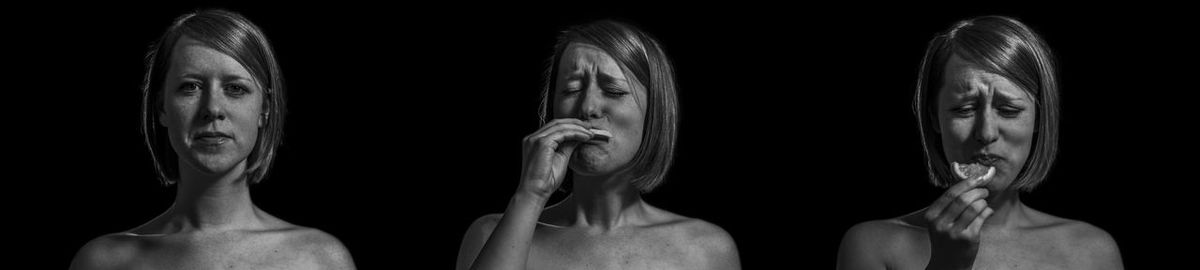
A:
939;116;973;145
1006;114;1038;156
551;93;576;118
233;101;264;140
164;99;195;130
612;102;644;149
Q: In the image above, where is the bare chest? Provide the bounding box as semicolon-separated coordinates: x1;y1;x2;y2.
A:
888;230;1080;270
127;235;323;270
526;230;704;270
971;234;1076;270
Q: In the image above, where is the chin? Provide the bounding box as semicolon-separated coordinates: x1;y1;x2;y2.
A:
569;146;620;176
187;152;246;176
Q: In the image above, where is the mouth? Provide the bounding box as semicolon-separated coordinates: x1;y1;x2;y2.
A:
193;131;233;145
587;129;611;144
970;153;1003;166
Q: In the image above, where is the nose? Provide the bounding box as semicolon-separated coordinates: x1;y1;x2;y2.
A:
974;107;999;145
575;84;604;121
199;84;227;122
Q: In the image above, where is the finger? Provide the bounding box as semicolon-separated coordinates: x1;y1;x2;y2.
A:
526;120;586;143
534;118;591;134
928;186;989;224
927;176;992;220
528;124;593;146
946;171;994;198
536;129;594;152
933;188;989;231
950;199;988;234
963;207;994;239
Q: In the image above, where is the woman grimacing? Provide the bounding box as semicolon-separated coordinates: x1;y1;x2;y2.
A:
837;16;1122;270
456;20;741;270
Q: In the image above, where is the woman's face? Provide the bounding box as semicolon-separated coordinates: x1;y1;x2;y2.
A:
161;36;264;178
554;43;647;176
937;54;1037;191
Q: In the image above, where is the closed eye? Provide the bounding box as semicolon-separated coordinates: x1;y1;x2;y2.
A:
951;104;975;117
602;83;628;97
998;105;1024;118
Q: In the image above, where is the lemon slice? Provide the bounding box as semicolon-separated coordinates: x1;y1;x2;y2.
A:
588;129;612;141
952;162;995;181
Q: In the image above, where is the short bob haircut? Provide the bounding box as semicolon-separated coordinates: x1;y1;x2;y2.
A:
141;9;286;185
539;20;679;193
913;16;1059;191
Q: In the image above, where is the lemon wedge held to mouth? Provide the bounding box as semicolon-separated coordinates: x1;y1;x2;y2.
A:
588;129;612;142
952;162;995;181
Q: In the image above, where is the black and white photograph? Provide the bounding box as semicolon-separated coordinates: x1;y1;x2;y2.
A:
9;3;1190;269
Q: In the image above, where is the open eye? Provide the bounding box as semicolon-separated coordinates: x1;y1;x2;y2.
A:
225;83;250;97
177;81;201;95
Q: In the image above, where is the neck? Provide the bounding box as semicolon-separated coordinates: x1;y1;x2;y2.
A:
983;188;1025;228
166;160;261;232
564;171;647;231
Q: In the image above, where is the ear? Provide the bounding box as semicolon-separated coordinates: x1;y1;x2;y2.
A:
259;99;268;129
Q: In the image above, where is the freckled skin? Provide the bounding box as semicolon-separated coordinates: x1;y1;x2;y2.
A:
72;225;350;270
457;43;739;270
70;36;354;270
836;55;1122;270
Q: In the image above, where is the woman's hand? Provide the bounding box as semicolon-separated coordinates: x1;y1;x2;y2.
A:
923;174;995;269
518;118;597;201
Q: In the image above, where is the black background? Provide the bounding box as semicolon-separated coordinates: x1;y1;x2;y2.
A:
11;3;1190;269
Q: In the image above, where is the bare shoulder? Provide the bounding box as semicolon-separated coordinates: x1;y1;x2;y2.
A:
672;217;738;255
69;233;143;270
278;226;356;269
838;215;929;270
456;213;504;270
644;208;741;269
469;213;504;234
842;216;928;251
1063;220;1122;267
461;213;503;245
1024;211;1123;269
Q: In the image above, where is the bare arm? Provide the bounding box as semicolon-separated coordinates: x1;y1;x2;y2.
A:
69;235;133;270
457;193;548;270
456;119;598;270
837;222;889;270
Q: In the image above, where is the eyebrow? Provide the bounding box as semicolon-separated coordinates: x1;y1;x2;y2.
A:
177;73;255;83
597;72;626;85
994;88;1030;102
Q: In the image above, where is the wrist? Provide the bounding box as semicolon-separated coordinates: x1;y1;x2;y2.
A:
512;188;551;207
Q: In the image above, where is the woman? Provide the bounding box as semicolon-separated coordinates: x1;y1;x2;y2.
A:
70;9;355;270
455;20;741;270
836;16;1122;269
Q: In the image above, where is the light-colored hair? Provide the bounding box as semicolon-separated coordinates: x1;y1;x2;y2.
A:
913;16;1059;191
539;20;679;193
141;9;286;185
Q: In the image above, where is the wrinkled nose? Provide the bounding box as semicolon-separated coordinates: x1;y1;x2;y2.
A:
974;109;998;145
576;85;603;121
